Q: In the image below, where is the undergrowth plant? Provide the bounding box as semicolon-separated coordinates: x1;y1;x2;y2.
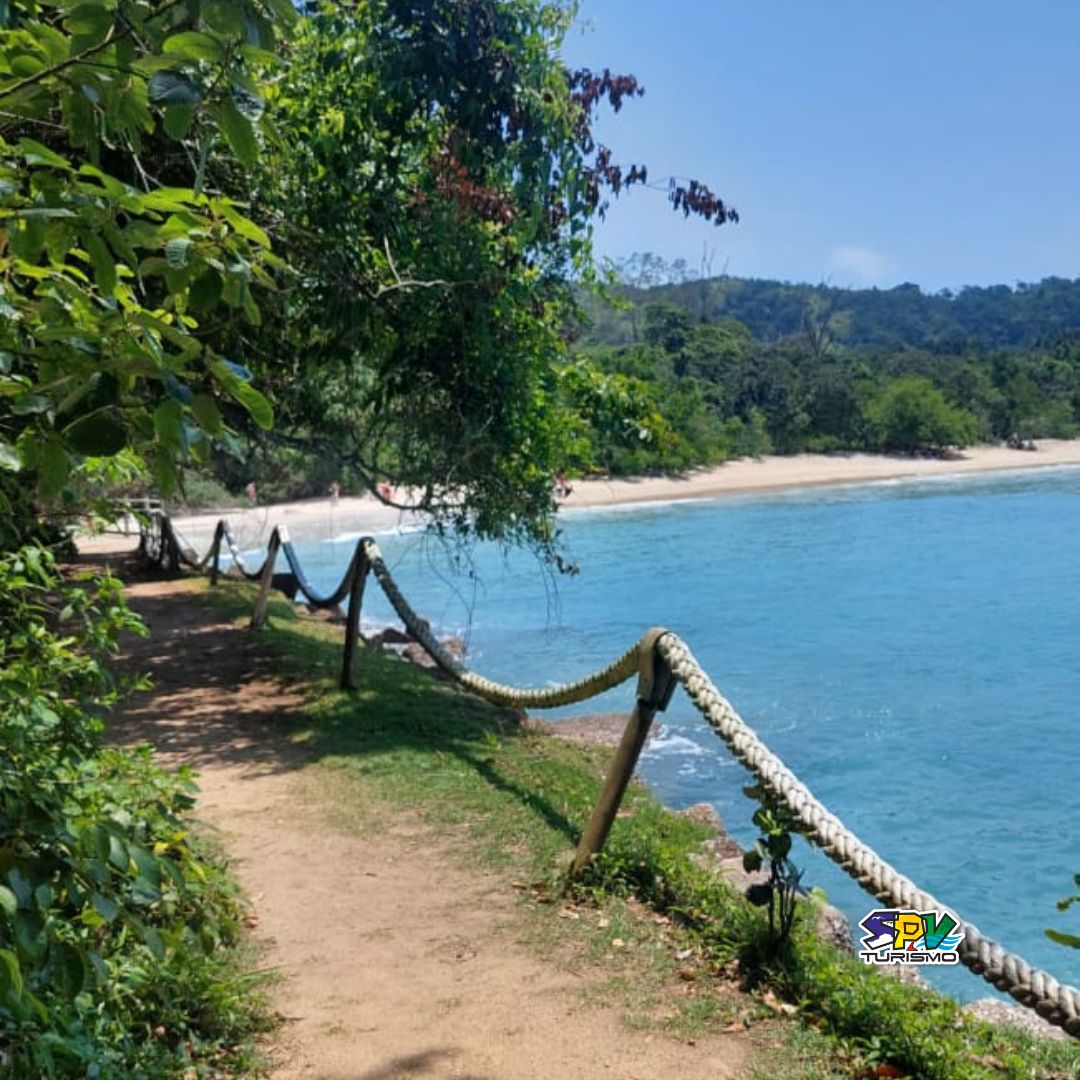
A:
741;784;805;956
0;547;267;1077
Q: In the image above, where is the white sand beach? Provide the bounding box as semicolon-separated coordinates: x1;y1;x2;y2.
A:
563;439;1080;509
165;439;1080;552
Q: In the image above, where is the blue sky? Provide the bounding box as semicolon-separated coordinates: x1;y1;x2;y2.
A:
559;0;1080;291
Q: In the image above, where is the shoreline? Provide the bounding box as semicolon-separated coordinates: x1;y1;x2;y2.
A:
162;439;1080;549
562;439;1080;510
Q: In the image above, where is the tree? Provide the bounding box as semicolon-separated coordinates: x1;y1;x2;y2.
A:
864;376;978;455
0;0;294;541
230;0;737;557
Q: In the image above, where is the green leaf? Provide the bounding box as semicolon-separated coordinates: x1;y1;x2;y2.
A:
1046;929;1080;950
191;393;223;434
64;4;113;39
51;941;88;997
10;394;50;415
64;410;127;457
148;70;204;107
153;398;184;451
228;379;273;430
18;138;72;170
162;104;196;141
14;910;45;963
0;949;23;1004
188;270;223;310
164;236;192;268
211;99;258;167
0;885;16;917
81;231;117;296
217;202;270;248
203;0;244;34
91;893;119;924
152;449;180;496
0;443;21;472
162;31;223;63
37;441;70;498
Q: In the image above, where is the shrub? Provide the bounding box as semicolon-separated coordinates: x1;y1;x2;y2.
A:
0;547;266;1077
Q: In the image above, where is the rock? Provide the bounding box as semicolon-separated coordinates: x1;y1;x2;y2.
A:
813;900;854;954
524;713;643;747
441;635;467;661
308;606;346;624
962;997;1067;1041
402;641;437;669
681;802;724;833
370;626;412;647
714;854;770;898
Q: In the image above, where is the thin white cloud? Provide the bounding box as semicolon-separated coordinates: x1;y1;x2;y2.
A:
827;245;891;286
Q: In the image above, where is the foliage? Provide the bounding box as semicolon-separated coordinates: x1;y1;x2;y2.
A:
2;0;741;555
1046;873;1080;951
0;0;293;530
864;375;978;454
588;262;1080;351
0;548;266;1076
741;786;804;955
223;0;735;556
576;275;1080;471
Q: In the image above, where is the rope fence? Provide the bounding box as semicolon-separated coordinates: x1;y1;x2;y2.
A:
142;512;1080;1039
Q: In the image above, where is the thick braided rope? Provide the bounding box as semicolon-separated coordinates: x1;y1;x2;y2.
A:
219;522;266;581
170;521;219;572
658;632;1080;1038
361;539;641;708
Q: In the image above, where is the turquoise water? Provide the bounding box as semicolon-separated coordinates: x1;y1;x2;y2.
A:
286;467;1080;1000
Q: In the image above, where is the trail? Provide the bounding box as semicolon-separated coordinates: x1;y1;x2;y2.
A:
99;560;751;1080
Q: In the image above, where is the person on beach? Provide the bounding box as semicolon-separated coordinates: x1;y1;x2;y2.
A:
377;481;394;502
329;481;341;506
244;481;257;503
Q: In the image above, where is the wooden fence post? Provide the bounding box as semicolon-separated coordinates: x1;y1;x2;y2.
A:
570;629;675;879
162;516;181;573
340;548;370;691
250;528;282;630
209;521;223;586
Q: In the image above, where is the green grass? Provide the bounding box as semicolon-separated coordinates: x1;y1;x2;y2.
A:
198;579;1080;1080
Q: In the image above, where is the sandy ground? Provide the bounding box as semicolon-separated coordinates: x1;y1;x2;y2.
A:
150;440;1080;555
562;439;1080;509
93;554;749;1080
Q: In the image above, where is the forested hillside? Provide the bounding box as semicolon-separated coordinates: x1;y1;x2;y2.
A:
584;267;1080;349
573;266;1080;474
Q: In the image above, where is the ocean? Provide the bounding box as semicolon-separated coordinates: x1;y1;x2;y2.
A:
286;466;1080;1000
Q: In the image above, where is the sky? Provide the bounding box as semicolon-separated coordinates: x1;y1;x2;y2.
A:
559;0;1080;292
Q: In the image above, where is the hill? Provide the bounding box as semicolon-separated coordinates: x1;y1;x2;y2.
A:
582;273;1080;351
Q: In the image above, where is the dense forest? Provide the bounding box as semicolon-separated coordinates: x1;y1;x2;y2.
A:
573;262;1080;473
590;257;1080;349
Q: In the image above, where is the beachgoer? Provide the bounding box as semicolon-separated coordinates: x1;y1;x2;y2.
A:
244;481;257;502
329;481;341;506
377;481;394;502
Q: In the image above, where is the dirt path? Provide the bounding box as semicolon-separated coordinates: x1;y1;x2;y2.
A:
104;567;751;1080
